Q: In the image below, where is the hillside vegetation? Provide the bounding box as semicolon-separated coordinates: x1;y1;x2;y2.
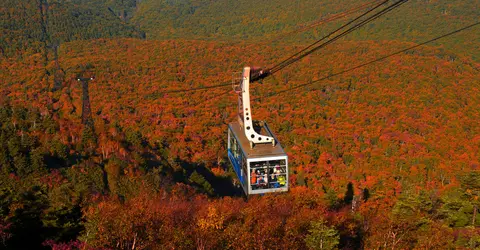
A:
132;0;480;59
1;0;480;248
2;37;480;248
0;0;144;57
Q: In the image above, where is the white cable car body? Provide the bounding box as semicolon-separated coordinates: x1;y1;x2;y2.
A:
227;67;288;195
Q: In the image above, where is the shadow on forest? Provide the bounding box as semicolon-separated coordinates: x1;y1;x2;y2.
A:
175;159;244;197
42;141;243;198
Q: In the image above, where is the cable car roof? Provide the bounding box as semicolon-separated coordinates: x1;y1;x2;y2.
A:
229;122;287;159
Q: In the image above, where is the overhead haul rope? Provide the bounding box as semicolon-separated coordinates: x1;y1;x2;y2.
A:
266;0;408;76
268;0;390;70
255;21;480;100
175;21;479;111
153;0;398;95
148;0;396;95
177;0;407;108
268;0;385;43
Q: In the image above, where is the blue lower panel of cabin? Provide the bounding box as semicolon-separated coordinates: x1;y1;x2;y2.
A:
227;150;244;184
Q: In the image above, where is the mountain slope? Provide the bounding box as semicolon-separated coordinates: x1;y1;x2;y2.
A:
132;0;480;59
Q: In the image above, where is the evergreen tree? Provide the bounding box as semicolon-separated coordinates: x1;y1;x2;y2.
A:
343;182;354;205
460;171;480;227
305;219;340;250
189;171;214;195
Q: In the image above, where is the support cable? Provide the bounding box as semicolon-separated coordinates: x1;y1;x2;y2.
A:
268;0;408;75
148;0;403;95
267;0;391;74
268;0;385;43
256;21;480;101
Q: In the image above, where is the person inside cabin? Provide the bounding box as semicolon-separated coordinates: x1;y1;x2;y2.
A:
251;169;258;188
277;167;286;187
257;170;267;188
269;167;277;188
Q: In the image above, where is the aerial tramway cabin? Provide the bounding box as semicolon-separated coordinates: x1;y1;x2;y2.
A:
227;67;288;195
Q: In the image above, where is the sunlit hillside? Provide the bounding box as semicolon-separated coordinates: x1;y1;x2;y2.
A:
0;0;144;57
132;0;480;59
1;0;480;248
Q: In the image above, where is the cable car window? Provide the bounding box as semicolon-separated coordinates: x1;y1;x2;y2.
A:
241;156;248;188
230;134;238;158
230;134;242;164
250;159;287;190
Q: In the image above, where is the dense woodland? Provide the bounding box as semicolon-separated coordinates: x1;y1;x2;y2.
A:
0;0;143;57
1;0;480;249
131;0;480;59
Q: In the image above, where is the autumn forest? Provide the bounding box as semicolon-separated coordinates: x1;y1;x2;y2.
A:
0;0;479;249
